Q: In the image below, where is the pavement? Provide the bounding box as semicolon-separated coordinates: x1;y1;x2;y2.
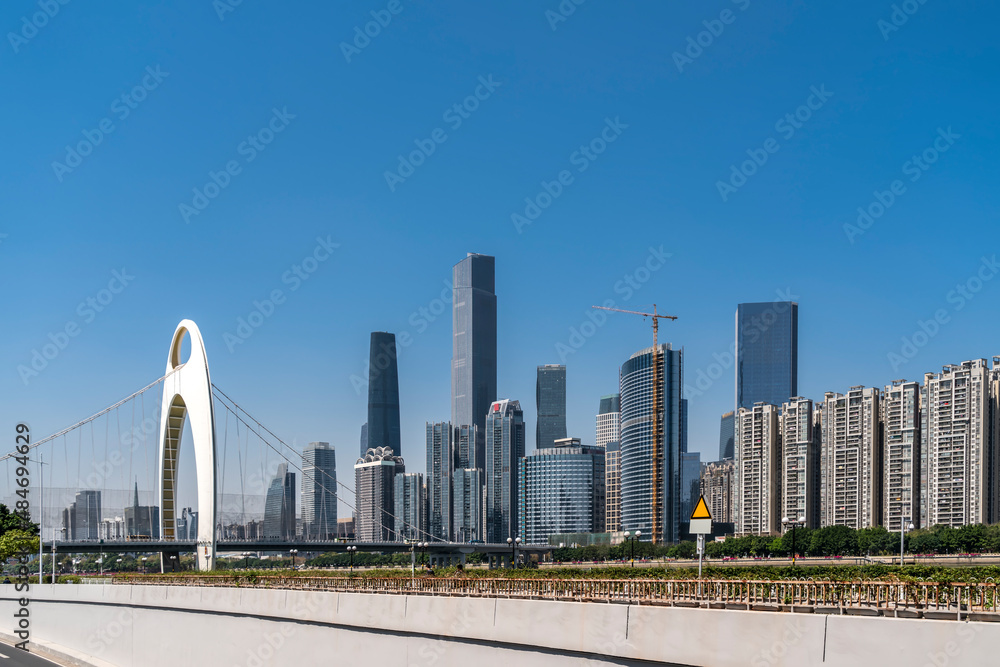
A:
0;641;70;667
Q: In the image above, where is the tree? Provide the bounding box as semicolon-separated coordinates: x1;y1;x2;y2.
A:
0;530;39;562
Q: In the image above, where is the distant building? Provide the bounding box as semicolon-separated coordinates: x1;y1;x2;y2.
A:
124;484;159;540
360;423;368;457
679;451;702;524
337;517;355;541
519;438;605;544
701;459;735;524
263;463;296;541
355;447;404;542
735;403;781;535
455;424;480;470
452;467;484;542
426;422;453;540
882;380;921;531
181;507;198;540
394;472;427;541
98;516;125;541
620;344;683;543
597;394;622;532
62;490;101;541
302;442;338;540
820;387;881;529
536;365;567;450
368;332;401;458
719;411;735;460
485;399;525;542
780;397;821;529
596;394;621;449
736;301;798;410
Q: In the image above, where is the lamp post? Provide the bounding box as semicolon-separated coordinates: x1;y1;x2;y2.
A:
116;558;123;573
289;549;299;569
623;531;642;567
505;537;521;568
900;519;915;565
347;545;357;572
781;516;805;565
169;554;177;572
141;556;147;574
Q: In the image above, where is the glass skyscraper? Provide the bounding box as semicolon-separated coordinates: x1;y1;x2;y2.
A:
452;467;483;542
302;442;338;540
367;332;401;458
394;472;427;541
719;411;735;460
519;439;605;544
735;301;798;410
485;399;524;543
619;344;683;543
451;253;497;467
535;364;567;450
425;421;453;540
263;463;296;541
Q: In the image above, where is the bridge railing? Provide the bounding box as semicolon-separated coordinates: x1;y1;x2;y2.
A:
109;574;999;616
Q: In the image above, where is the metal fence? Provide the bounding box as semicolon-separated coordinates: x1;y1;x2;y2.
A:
110;574;999;618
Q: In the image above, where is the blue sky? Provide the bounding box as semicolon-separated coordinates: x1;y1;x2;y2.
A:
2;1;998;517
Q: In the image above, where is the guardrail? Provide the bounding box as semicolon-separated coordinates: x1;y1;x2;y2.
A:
110;574;1000;619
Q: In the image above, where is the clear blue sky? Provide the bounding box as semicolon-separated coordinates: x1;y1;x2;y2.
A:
3;1;998;516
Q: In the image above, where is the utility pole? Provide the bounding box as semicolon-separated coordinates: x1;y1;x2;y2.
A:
592;304;677;545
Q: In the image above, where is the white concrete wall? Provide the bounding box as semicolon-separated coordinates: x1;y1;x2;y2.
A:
2;584;998;667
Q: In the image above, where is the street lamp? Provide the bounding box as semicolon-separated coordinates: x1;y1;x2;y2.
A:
900;520;915;565
781;516;806;565
347;545;357;572
169;555;177;572
506;537;522;568
116;558;123;572
140;556;147;574
289;549;299;569
623;531;642;567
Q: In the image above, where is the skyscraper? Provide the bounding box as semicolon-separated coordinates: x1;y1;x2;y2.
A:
263;463;296;541
426;422;453;540
124;483;159;540
302;442;338;540
597;394;622;532
451;253;497;467
679;451;702;525
360;423;368;458
355;447;405;542
452;467;484;542
596;394;621;449
536;365;567;450
882;380;921;531
62;490;101;541
700;459;735;524
719;411;735;461
519;438;605;544
780;397;820;529
394;472;427;541
367;332;401;458
485;399;525;543
619;344;683;544
455;424;480;470
735;403;781;536
735;302;798;411
820;387;882;529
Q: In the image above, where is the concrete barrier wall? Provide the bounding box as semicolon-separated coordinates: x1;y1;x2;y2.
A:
2;584;999;667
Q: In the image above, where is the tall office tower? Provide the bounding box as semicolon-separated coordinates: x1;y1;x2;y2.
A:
394;472;427;541
263;463;296;540
619;344;684;544
924;360;997;527
452;468;484;542
485;399;525;542
63;490;102;540
719;411;735;460
451;253;497;471
455;424;480;470
679;451;702;524
680;398;689;454
186;509;198;540
302;442;338;540
605;441;622;532
735;301;798;410
367;332;401;458
882;380;921;531
124;483;160;539
519;438;606;544
700;459;735;524
536;365;567;450
176;510;187;541
820;387;882;529
360;423;368;457
354;447;405;542
734;403;781;536
596;394;621;449
426;422;453;540
780;398;820;529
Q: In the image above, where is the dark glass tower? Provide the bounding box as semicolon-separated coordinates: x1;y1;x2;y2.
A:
302;442;337;540
719;411;735;460
451;253;497;466
367;332;401;458
485;399;525;542
536;364;567;450
735;302;798;410
263;463;296;540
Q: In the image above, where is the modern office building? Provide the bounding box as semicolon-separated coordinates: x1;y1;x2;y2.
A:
536;364;567;450
680;451;702;524
455;424;480;470
924;360;997;527
619;344;684;544
451;253;497;469
263;463;296;541
360;423;368;457
302;442;338;540
355;446;405;542
452;467;484;542
123;483;159;540
734;403;781;535
780;397;820;529
882;380;921;531
519;438;606;544
605;440;622;532
700;459;735;524
367;332;401;458
426;421;453;540
735;301;798;410
719;411;735;460
177;507;198;540
820;387;882;529
485;399;525;543
596;394;621;449
394;472;427;541
61;490;102;541
98;516;126;541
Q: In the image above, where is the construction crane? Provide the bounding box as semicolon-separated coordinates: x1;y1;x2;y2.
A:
592;304;678;545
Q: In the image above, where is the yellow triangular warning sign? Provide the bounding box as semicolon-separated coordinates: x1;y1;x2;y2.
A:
691;496;712;521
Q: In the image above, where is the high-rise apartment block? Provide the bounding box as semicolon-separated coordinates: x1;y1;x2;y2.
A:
354;447;405;542
701;459;735;524
302;442;338;540
735;403;781;535
536;365;567;450
452;467;484;542
394;472;427;541
780;397;820;528
426;422;453;540
519;438;605;544
820;387;881;529
485;399;524;542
